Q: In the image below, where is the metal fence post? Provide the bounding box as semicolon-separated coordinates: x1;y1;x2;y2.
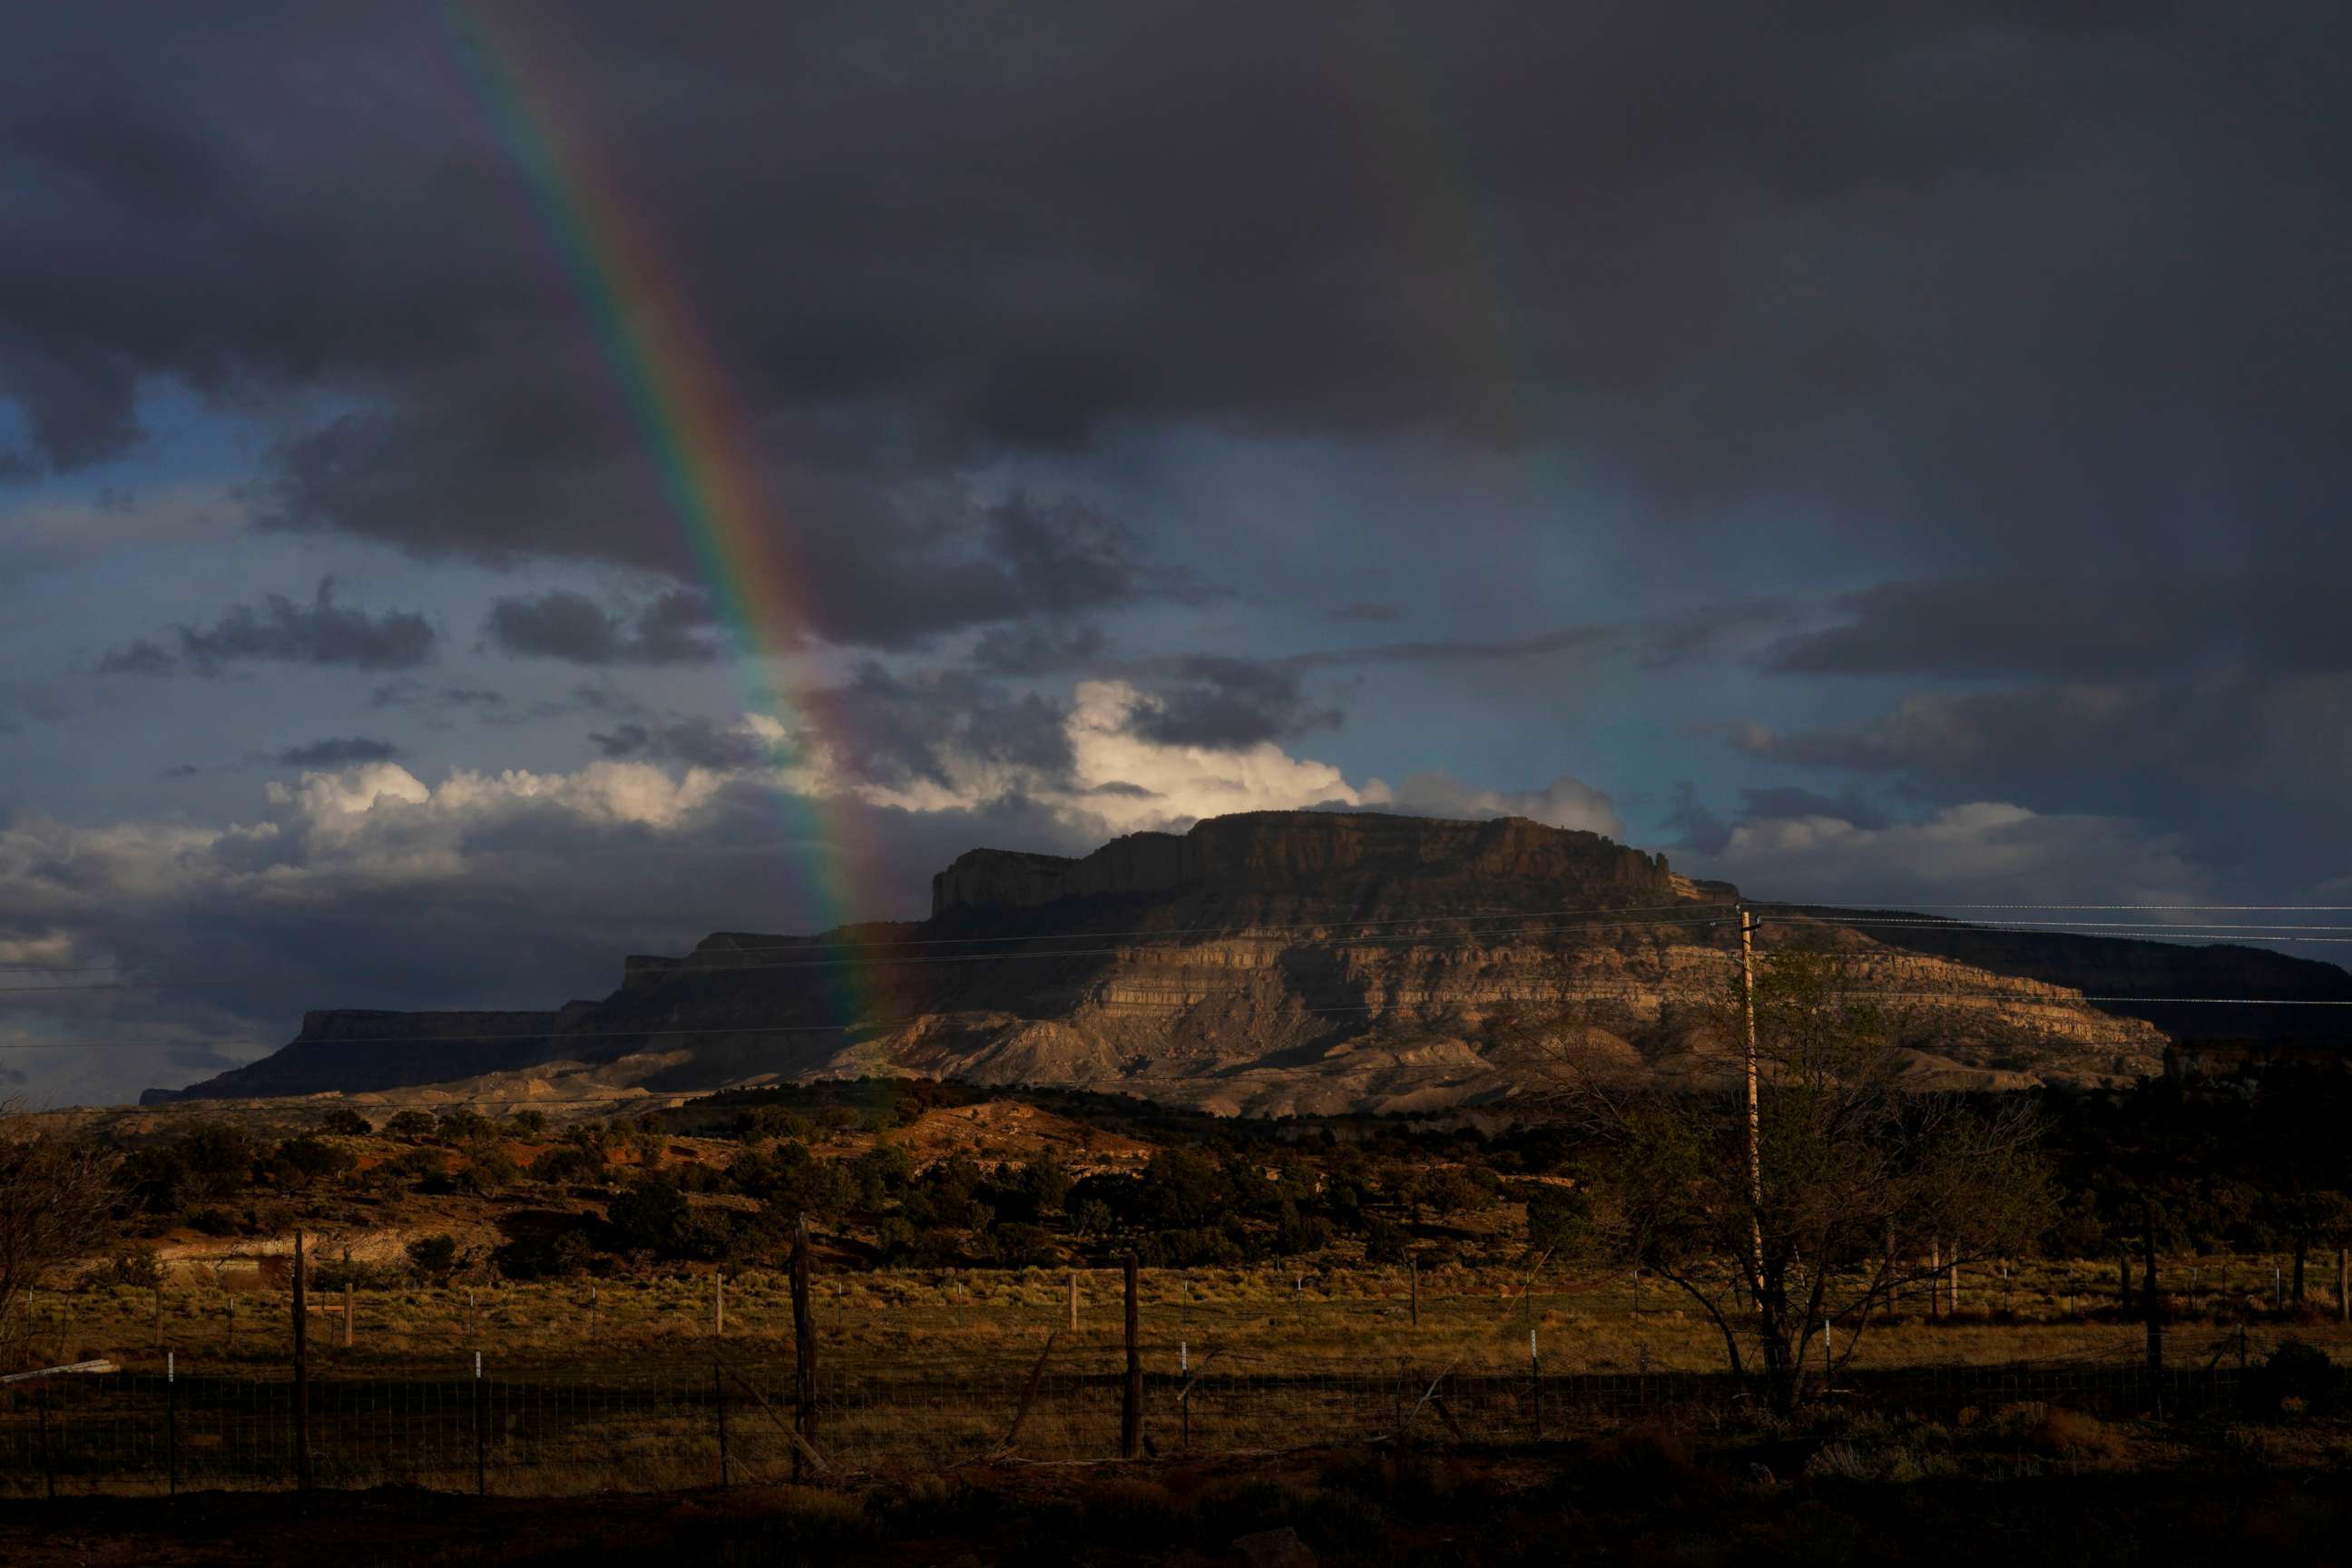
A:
474;1351;485;1497
713;1359;730;1488
292;1230;310;1491
791;1215;817;1481
1121;1252;1141;1459
38;1379;54;1500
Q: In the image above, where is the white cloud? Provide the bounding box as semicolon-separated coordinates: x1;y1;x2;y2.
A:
763;680;1383;835
1051;681;1371;832
1372;769;1624;838
0;681;1629;1105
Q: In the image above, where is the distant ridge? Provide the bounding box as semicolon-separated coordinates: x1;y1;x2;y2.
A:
148;810;2350;1113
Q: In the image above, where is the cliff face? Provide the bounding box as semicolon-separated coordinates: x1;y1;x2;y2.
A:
932;812;1679;916
150;810;2350;1112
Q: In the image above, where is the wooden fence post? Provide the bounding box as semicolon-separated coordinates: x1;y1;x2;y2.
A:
292;1230;310;1491
1121;1252;1141;1459
166;1351;177;1498
713;1272;725;1336
791;1216;817;1481
1068;1271;1079;1332
588;1284;597;1341
343;1281;354;1349
1409;1256;1419;1328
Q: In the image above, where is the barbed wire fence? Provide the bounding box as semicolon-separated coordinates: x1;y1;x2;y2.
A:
0;1344;2249;1498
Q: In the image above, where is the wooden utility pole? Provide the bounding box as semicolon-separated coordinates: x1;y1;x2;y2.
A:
790;1216;817;1480
292;1231;310;1490
1121;1252;1142;1459
1739;908;1766;1299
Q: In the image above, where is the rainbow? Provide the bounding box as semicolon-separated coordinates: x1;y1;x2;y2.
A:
437;2;877;1023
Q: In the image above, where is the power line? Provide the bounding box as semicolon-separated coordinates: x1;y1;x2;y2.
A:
0;899;1722;975
0;911;1742;993
1810;917;2352;946
1788;901;2352;913
12;985;2352;1053
22;903;2352;995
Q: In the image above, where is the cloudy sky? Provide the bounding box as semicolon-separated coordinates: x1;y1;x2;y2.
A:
5;2;2347;1105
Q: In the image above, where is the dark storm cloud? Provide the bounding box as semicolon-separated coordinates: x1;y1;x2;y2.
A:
588;716;774;770
971;622;1109;677
809;663;1073;789
94;640;176;677
99;580;437;675
12;2;2348;604
270;736;403;768
484;589;722;665
368;678;507;713
1127;656;1341;749
1292;601;1791;671
1761;577;2352;681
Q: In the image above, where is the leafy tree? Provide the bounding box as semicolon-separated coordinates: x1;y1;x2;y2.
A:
606;1175;694;1255
320;1107;372;1136
0;1102;113;1357
118;1145;191;1216
267;1136;355;1191
459;1150;520;1195
1546;945;2053;1415
176;1122;257;1200
506;1109;547;1137
850;1143;913;1208
384;1111;437;1140
529;1144;602;1185
436;1108;485;1141
1133;1150;1234;1230
406;1233;459;1279
1413;1166;1494;1220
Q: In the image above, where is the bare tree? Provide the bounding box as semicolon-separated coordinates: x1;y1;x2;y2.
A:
0;1100;114;1366
1535;946;2053;1415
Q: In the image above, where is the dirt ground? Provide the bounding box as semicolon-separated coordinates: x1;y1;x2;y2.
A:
4;1429;2351;1568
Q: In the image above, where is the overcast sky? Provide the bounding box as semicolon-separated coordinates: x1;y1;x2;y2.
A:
5;1;2347;1105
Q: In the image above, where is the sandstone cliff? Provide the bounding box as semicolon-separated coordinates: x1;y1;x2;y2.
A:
148;810;2351;1112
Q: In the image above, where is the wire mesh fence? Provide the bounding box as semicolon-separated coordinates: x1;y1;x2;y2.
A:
0;1356;2241;1497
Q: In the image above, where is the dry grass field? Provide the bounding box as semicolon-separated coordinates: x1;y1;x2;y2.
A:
29;1252;2352;1383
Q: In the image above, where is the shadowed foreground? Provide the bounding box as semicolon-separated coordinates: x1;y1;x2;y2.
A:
4;1422;2349;1567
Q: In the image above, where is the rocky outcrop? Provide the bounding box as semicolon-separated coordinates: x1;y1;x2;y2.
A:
142;1004;599;1103
932;811;1683;916
154;810;2350;1112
